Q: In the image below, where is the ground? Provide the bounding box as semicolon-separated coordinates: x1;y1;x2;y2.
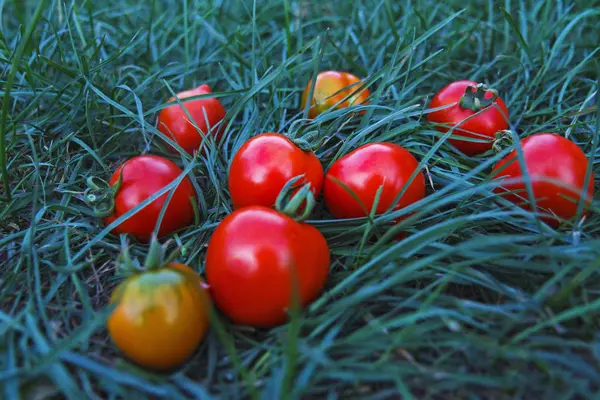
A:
1;0;600;399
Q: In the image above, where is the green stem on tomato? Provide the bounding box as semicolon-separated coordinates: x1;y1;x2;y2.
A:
143;235;180;270
116;235;142;276
492;129;515;153
458;83;499;112
118;235;181;276
275;175;316;222
83;169;124;218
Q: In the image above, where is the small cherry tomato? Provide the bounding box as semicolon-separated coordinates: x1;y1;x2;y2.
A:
157;84;226;154
301;71;370;118
491;133;594;226
428;80;509;156
324;143;426;219
228;133;324;209
107;240;210;371
100;155;196;243
206;182;330;327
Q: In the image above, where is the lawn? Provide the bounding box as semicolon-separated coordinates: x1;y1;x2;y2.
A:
1;0;600;398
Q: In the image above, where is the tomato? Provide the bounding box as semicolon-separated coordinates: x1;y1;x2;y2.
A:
206;182;330;327
428;80;509;156
157;84;226;154
301;71;370;118
108;241;210;371
228;133;324;209
491;133;594;226
324;143;426;219
102;155;197;243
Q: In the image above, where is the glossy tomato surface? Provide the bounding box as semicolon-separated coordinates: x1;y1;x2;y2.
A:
157;84;226;154
228;133;324;209
301;71;370;118
107;263;210;371
492;133;594;226
105;155;196;242
324;143;426;219
428;80;509;156
205;206;330;327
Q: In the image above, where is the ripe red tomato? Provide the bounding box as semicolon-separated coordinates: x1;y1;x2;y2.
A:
301;71;370;118
491;133;594;226
157;84;226;154
105;155;197;242
324;143;426;219
228;133;324;209
205;206;330;327
428;80;509;156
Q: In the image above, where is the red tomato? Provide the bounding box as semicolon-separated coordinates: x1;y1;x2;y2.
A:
301;71;370;118
228;133;324;209
324;143;426;219
105;155;197;242
157;84;226;155
205;206;330;327
491;133;594;226
428;80;509;156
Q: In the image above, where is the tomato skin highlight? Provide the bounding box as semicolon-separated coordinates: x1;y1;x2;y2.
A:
324;143;426;219
205;206;330;327
491;133;594;226
428;80;509;156
157;84;226;154
301;71;370;118
107;263;210;371
105;155;196;243
228;133;324;209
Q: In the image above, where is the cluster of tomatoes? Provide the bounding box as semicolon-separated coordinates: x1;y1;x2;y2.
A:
89;71;594;371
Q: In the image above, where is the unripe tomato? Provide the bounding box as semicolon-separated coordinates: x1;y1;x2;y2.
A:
428;80;509;156
324;143;426;219
107;262;210;371
228;133;324;209
491;133;594;226
301;71;370;118
157;84;226;154
105;155;196;243
205;206;330;327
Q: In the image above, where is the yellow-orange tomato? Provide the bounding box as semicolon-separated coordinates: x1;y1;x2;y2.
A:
301;71;370;118
107;263;210;371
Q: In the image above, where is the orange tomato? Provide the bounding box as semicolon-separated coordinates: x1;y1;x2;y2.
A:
301;71;370;118
107;263;210;371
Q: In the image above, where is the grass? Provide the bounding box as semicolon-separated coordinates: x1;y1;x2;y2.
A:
1;0;599;398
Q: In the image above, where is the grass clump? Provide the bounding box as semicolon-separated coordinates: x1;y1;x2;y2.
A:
1;0;599;398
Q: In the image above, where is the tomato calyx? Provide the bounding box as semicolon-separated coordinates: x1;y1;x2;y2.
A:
84;170;124;218
492;130;515;153
117;234;181;277
275;175;316;222
458;83;499;112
